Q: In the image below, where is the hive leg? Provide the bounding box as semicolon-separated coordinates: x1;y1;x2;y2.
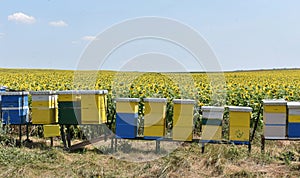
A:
18;125;22;147
60;125;67;148
261;135;265;153
66;125;71;148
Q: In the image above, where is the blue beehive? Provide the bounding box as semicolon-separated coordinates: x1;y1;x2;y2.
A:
115;98;140;138
0;91;29;124
287;102;300;138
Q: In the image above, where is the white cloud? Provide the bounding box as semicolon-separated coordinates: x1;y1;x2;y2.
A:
81;36;96;41
8;12;36;24
49;20;68;27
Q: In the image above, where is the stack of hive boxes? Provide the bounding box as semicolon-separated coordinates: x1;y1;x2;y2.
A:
31;91;58;124
0;92;29;124
57;91;81;125
263;100;287;139
79;90;108;124
287;102;300;138
115;98;140;138
172;99;195;141
228;106;252;142
143;98;167;139
30;91;60;137
201;106;224;141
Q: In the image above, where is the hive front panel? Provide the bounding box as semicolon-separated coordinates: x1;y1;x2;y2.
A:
143;98;167;139
201;106;224;141
263;100;287;139
115;98;140;139
228;106;252;142
0;91;29;125
287;102;300;138
172;99;195;141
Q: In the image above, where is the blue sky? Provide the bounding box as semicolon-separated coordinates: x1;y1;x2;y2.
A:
0;0;300;71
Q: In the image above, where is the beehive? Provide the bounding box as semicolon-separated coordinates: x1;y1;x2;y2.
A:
0;91;29;124
201;106;224;141
79;90;108;124
263;99;287;138
30;91;58;124
143;98;167;139
287;102;300;138
43;124;60;137
172;99;195;141
115;98;140;138
228;106;252;141
0;86;6;92
57;90;81;125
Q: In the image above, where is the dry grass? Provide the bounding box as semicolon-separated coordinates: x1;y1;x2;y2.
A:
0;135;300;177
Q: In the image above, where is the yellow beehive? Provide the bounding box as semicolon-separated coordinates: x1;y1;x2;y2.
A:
43;125;60;138
144;114;165;126
173;99;195;128
229;111;251;127
99;95;107;123
79;90;108;124
144;125;165;137
144;99;167;115
173;104;194;116
228;106;252;141
143;98;167;126
172;99;195;141
229;127;250;141
115;98;140;113
81;108;101;124
31;92;55;108
32;108;57;124
57;90;80;102
172;126;193;141
32;100;53;108
30;91;58;124
201;125;222;140
143;98;167;138
264;105;286;113
173;115;193;127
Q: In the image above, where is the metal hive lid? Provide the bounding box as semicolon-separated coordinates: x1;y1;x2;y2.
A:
30;91;56;95
0;91;29;95
143;98;167;103
287;102;300;109
115;98;140;102
228;106;253;112
262;99;287;105
77;90;108;95
57;90;79;95
201;106;225;112
173;99;195;104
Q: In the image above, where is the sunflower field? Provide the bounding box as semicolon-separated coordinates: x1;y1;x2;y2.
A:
1;68;300;132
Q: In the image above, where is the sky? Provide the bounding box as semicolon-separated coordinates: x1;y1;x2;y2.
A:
0;0;300;72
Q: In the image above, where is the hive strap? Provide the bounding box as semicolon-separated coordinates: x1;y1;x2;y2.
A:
201;118;222;126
